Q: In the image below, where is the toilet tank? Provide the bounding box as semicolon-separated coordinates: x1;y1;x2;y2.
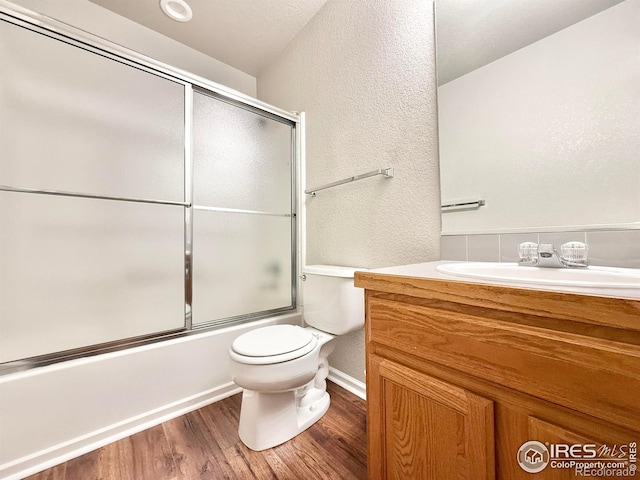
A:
302;265;366;335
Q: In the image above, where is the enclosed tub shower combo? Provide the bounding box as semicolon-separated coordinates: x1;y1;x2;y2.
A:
0;4;299;371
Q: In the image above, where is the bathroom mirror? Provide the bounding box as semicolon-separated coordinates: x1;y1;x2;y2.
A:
436;0;640;234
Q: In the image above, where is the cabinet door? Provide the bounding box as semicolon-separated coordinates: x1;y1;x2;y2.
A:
368;355;495;480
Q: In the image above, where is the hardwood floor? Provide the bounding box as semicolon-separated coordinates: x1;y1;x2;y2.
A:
26;382;367;480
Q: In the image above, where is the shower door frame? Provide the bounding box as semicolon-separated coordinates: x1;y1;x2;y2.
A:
0;1;300;374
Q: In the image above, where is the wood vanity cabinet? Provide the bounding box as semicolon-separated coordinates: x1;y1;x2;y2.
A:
354;271;640;480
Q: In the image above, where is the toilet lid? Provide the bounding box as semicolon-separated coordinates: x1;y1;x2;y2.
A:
232;325;314;357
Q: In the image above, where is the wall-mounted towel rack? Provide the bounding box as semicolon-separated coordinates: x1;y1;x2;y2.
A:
305;167;394;196
441;199;485;211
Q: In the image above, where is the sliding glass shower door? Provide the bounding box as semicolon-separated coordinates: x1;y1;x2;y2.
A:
0;194;186;363
0;18;187;363
191;92;295;326
0;11;297;367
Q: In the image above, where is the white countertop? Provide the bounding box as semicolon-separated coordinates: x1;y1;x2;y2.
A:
366;261;640;301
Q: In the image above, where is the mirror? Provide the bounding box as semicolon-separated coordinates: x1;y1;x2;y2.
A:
436;0;639;234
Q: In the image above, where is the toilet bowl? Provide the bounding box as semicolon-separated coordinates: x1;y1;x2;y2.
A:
228;265;365;451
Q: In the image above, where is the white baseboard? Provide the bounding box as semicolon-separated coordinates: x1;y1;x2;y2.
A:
1;382;241;480
328;367;366;400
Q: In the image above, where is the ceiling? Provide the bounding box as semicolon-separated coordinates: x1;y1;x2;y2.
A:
436;0;626;85
88;0;327;76
88;0;626;83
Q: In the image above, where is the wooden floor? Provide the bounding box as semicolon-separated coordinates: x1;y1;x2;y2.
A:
26;382;367;480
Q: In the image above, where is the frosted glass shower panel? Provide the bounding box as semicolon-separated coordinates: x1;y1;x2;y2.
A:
0;21;185;202
192;210;293;324
193;92;293;213
0;192;185;363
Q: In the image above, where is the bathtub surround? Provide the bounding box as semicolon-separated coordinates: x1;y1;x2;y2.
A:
258;0;441;383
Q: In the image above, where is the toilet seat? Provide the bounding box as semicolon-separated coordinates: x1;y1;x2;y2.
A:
230;325;317;365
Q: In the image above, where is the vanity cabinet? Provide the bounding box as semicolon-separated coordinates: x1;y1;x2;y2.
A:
355;271;640;480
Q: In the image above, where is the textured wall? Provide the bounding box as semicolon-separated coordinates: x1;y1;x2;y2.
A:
258;0;441;382
439;0;639;234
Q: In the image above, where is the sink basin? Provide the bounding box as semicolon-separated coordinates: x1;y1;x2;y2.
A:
435;262;640;289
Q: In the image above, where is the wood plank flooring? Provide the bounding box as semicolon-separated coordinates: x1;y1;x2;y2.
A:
26;381;367;480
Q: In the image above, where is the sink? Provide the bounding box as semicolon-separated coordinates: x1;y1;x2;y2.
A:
435;262;640;289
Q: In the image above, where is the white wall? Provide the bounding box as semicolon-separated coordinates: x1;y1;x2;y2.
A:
258;0;441;382
439;0;640;234
6;0;257;96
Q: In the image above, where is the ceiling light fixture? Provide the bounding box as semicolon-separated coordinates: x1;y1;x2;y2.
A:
160;0;193;22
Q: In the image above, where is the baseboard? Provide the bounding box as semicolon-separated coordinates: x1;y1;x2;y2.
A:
328;367;366;400
1;382;241;480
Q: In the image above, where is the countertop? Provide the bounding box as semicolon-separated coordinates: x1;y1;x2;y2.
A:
355;261;640;333
361;260;640;301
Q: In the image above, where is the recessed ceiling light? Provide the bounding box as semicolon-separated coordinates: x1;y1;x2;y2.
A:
160;0;193;22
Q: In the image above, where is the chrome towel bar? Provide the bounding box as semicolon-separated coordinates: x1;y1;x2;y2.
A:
305;167;394;196
441;199;485;211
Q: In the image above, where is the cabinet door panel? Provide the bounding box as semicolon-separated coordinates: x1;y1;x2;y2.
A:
369;356;495;480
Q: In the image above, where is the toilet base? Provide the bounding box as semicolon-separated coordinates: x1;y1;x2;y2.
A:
238;386;331;451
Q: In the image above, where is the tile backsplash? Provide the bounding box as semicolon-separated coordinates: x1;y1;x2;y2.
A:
441;229;640;269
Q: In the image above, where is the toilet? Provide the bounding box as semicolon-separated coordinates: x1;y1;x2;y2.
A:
228;265;365;451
